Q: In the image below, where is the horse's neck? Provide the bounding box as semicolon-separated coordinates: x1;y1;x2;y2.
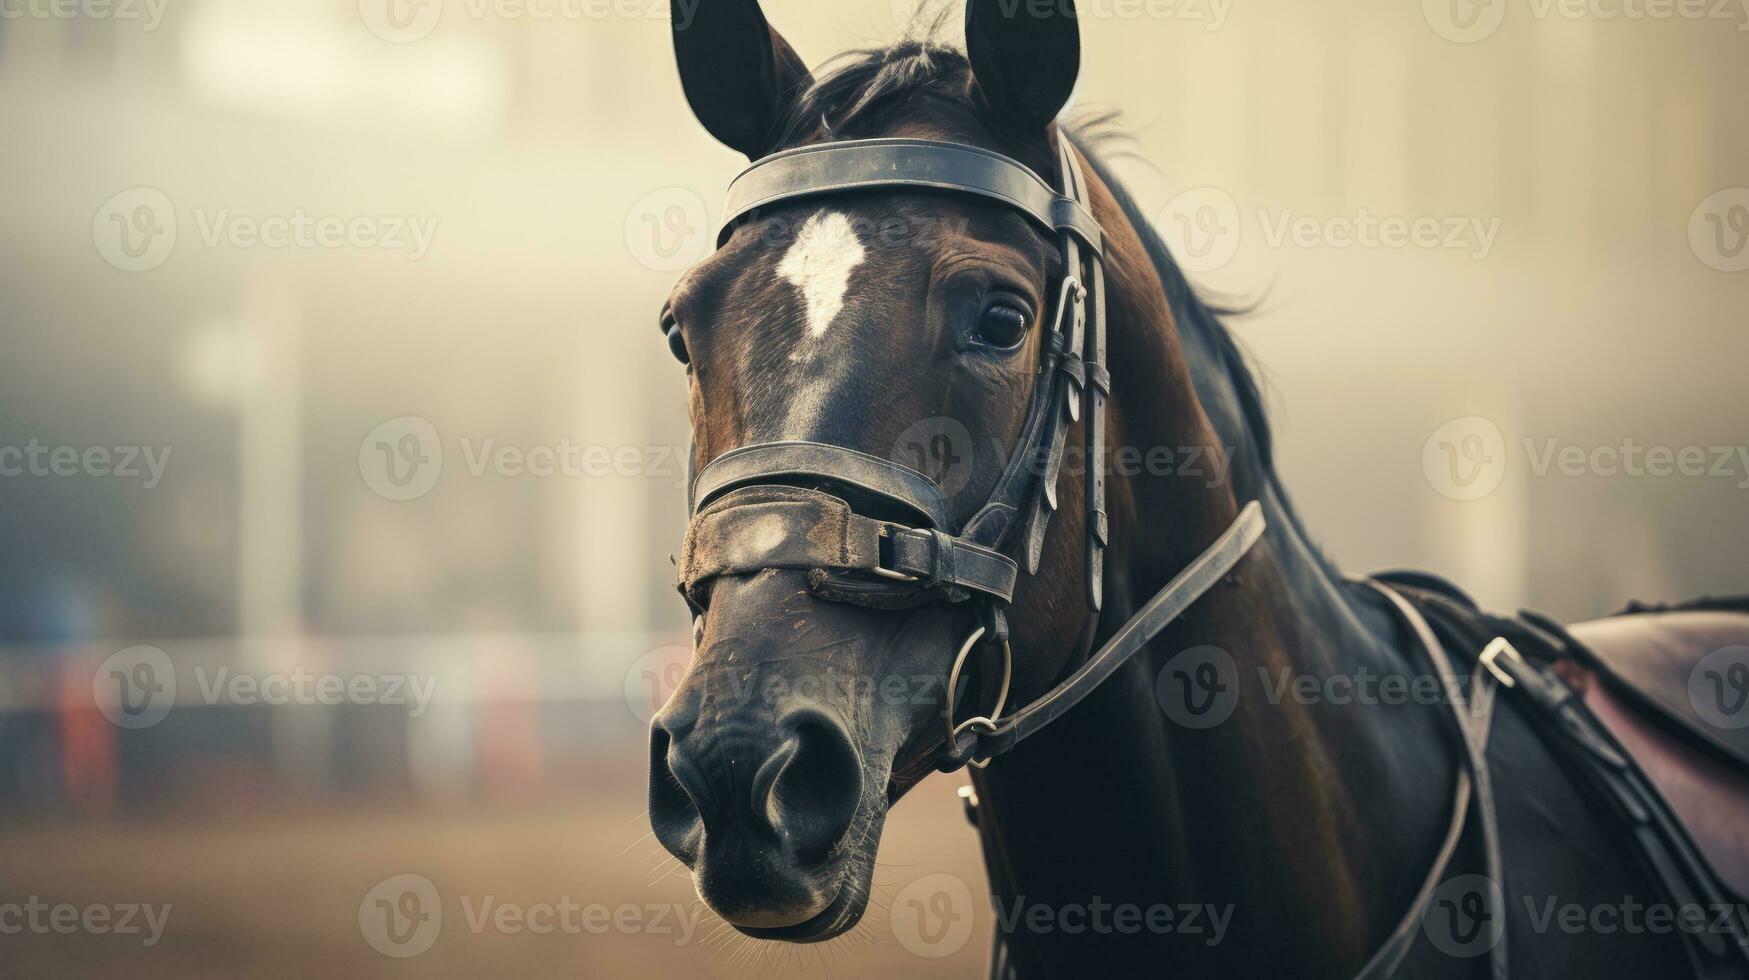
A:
968;207;1460;972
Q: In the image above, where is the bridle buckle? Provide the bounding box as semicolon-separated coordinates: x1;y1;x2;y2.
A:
872;524;921;582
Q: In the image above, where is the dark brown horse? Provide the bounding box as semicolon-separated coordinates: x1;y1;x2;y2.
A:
646;2;1749;976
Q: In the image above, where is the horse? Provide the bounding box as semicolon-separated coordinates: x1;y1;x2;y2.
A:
644;2;1749;975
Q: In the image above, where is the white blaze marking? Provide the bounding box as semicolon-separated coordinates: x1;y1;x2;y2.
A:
776;210;866;340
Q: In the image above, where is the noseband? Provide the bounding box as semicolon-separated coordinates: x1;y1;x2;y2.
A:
670;135;1266;772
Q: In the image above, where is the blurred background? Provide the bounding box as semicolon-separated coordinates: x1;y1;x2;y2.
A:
0;0;1744;974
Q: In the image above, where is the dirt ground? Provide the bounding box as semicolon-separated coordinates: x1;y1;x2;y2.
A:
0;757;993;978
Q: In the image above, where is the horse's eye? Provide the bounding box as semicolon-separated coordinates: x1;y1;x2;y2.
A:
976;302;1029;349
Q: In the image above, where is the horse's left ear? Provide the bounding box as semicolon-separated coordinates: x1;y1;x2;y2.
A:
671;0;812;159
964;0;1081;131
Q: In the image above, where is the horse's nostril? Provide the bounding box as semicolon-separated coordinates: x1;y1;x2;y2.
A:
762;713;863;863
647;724;706;864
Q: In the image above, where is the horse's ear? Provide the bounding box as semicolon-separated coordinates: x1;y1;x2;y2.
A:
963;0;1081;130
671;0;811;159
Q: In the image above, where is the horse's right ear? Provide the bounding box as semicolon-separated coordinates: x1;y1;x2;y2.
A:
670;0;811;160
964;0;1081;131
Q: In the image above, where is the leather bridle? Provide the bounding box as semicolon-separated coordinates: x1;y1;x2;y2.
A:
668;134;1267;773
662;132;1531;977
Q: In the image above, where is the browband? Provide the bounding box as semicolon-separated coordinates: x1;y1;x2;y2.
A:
719;138;1104;257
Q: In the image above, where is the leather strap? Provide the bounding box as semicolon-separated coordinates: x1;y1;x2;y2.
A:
691;440;951;529
1360;580;1508;980
720;138;1103;256
939;501;1267;768
678;485;1019;605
